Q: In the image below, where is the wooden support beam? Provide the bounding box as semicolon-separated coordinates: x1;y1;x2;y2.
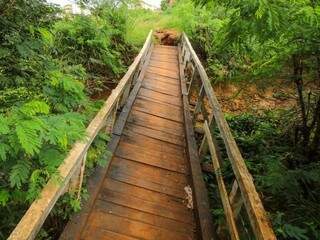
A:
179;44;216;240
229;180;243;220
204;121;240;240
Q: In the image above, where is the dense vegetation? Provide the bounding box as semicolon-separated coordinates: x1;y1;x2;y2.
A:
0;0;134;238
0;0;319;239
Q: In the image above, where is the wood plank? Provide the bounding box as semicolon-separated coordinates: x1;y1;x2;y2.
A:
123;123;185;146
82;211;193;240
149;60;179;71
127;110;185;137
151;52;178;58
150;55;178;61
143;77;181;91
145;72;180;85
136;94;181;111
149;56;179;64
115;141;188;173
102;178;189;213
153;46;178;52
98;189;194;224
148;65;179;77
138;87;182;106
83;228;140;240
142;81;180;96
144;76;180;86
117;139;186;165
132;98;183;123
121;131;184;155
154;45;178;49
147;67;179;79
93;201;195;235
204;121;240;240
151;52;178;59
109;157;188;192
108;169;186;199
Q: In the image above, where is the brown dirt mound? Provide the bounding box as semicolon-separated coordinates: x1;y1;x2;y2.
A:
154;29;180;46
213;81;296;114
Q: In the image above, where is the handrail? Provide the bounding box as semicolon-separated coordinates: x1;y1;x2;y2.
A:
179;32;276;240
8;30;153;240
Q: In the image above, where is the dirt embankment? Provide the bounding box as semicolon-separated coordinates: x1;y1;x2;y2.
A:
213;80;297;114
154;29;180;45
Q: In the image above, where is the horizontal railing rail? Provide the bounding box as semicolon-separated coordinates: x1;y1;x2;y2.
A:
8;30;153;240
179;32;276;240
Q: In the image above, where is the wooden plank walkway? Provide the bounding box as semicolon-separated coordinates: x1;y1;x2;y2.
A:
61;45;200;240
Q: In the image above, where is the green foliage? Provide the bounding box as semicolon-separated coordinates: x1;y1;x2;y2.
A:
53;4;134;94
0;0;132;238
160;0;169;11
216;112;320;239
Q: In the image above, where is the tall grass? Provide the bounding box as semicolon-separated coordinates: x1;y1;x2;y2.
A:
125;0;207;46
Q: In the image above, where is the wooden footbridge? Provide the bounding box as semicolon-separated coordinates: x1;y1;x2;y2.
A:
9;31;276;240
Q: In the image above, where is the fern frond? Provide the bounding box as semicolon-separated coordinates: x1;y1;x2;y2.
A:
15;119;46;155
10;160;32;189
20;100;50;116
45;112;85;149
0;115;10;135
38;147;65;173
0;189;9;206
27;169;48;202
0;143;10;161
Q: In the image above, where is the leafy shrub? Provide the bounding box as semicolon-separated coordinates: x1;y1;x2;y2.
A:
214;112;320;239
53;5;135;94
0;0;129;238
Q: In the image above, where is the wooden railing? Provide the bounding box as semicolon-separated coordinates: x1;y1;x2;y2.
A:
8;30;153;240
179;33;276;240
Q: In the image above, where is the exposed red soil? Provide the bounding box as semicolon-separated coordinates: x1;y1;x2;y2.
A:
213;80;297;114
154;29;180;46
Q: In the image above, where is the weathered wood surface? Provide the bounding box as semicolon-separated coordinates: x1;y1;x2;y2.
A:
8;30;153;240
179;46;216;240
204;121;240;240
180;33;276;240
58;45;203;240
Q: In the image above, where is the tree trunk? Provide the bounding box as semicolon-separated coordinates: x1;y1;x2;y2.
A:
308;98;320;161
317;56;320;87
292;55;310;149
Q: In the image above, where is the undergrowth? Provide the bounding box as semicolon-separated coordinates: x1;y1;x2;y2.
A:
203;111;320;239
0;0;133;239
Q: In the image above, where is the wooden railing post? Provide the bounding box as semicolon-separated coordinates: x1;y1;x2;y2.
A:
68;152;87;199
204;121;240;240
105;99;119;134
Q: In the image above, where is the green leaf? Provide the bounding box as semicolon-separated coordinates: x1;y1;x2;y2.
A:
39;148;65;173
0;190;9;206
283;224;309;240
27;169;48;201
39;28;54;47
20;100;50;116
0;115;10;134
10;160;31;189
0;143;10;161
16;119;45;155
